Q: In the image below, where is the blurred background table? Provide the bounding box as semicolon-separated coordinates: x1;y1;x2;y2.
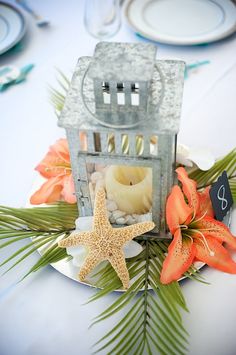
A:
0;1;236;354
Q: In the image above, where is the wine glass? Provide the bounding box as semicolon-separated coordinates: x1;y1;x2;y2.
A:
84;0;121;40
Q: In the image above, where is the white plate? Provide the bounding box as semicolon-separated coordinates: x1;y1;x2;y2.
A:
0;1;26;55
29;177;205;291
125;0;236;45
30;177;232;291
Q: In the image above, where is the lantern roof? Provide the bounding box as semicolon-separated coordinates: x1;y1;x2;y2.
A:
88;42;157;82
58;42;185;134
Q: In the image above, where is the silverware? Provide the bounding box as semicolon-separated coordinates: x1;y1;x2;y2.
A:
16;0;50;27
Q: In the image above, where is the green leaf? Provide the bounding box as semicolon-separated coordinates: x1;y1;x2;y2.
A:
91;240;189;354
189;148;236;200
0;203;77;278
49;69;70;114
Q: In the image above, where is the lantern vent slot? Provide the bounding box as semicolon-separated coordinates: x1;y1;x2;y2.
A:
150;135;158;155
117;82;125;105
108;133;115;154
93;132;101;152
121;134;129;155
79;131;88;152
136;135;144;156
131;83;139;106
102;81;111;105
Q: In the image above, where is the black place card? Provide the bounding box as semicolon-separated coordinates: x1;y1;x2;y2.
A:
209;171;233;221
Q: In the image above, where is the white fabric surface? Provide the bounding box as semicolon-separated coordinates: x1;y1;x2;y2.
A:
1;1;236;354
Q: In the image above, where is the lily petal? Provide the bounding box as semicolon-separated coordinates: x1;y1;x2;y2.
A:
176;144;215;170
176;167;199;215
194;216;236;250
30;176;63;204
35;152;64;178
123;240;143;258
176;144;193;167
187;147;215;171
166;185;192;234
195;236;236;274
160;228;196;284
66;246;88;267
35;139;71;179
50;138;70;163
36;153;70;179
61;175;76;203
197;187;214;218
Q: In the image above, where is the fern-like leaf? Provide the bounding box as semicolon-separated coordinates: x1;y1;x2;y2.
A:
0;203;78;277
190;148;236;201
49;69;70;115
91;241;189;355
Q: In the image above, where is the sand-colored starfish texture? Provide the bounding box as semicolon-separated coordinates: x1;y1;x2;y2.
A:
58;188;155;289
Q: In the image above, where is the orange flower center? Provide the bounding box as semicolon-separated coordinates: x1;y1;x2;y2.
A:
179;211;215;257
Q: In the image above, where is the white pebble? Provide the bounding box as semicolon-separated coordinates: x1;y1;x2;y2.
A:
132;214;139;222
91;171;103;183
106;200;118;212
116;217;126;225
125;215;136;225
137;213;152;223
109;216;116;224
112;210;126;219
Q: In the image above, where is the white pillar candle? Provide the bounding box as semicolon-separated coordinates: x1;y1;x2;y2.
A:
105;165;152;214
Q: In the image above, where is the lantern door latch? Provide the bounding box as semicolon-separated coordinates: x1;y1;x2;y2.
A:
77;179;92;213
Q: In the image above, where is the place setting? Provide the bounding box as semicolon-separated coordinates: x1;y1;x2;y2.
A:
1;1;236;354
0;0;50;90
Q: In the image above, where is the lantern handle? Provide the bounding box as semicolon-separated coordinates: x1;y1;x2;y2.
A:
80;63;165;129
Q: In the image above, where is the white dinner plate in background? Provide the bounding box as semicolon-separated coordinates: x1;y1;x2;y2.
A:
0;1;26;55
125;0;236;45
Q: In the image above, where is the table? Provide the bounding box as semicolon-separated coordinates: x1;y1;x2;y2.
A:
1;1;236;354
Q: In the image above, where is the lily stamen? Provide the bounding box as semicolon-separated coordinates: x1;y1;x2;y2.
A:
183;233;194;245
191;228;215;256
192;210;208;224
180;225;188;230
45;166;72;175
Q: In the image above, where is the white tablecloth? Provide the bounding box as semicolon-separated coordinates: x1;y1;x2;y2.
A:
1;1;236;354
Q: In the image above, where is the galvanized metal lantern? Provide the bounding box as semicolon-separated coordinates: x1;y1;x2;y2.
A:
58;42;185;238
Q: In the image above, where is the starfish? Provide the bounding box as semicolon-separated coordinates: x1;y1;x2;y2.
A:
58;188;155;289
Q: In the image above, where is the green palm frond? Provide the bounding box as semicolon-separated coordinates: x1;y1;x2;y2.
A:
49;69;70;115
91;241;189;355
190;148;236;201
0;203;78;276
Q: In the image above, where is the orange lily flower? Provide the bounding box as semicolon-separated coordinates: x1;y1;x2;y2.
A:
30;139;76;204
160;167;236;284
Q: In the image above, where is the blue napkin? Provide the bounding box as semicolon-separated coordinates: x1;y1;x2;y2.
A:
184;60;210;79
0;64;34;92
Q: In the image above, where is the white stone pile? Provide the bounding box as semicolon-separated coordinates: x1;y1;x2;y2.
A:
89;166;152;225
